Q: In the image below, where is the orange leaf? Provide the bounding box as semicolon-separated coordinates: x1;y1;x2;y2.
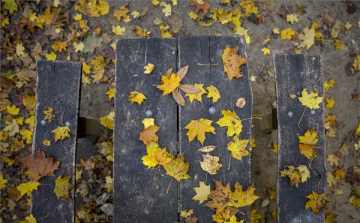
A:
24;150;60;181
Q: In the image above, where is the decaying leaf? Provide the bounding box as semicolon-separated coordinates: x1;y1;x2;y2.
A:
189;0;210;14
200;153;222;175
299;129;319;159
206;85;221;103
205;180;232;213
164;154;190;181
227;136;250;161
192;181;210;204
144;63;155;74
216;110;243;137
185;118;216;145
128;91;147;105
229;183;259;208
52;126;71;142
142;142;173;168
75;0;109;17
305;192;329;214
236;98;246;108
43;107;55;123
298;89;323;110
299;28;315;49
198;145;217;153
222;46;247;80
186;84;206;103
24;149;60;181
139;119;160;145
280;165;310;187
54;175;73;200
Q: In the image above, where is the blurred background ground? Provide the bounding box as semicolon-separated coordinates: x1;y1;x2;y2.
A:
1;0;359;222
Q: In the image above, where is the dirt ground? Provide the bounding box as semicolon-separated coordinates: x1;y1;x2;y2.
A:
1;0;360;222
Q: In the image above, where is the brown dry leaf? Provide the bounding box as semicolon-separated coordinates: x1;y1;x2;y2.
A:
189;0;210;14
133;26;151;37
139;125;160;145
222;46;247;81
205;180;232;213
24;149;60;181
198;145;217;153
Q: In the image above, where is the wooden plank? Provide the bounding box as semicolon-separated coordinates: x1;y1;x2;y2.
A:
178;36;252;222
274;55;326;223
31;61;81;223
113;38;178;222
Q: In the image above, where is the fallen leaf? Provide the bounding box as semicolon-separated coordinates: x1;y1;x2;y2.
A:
16;181;40;199
298;89;323;109
229;183;259;208
333;39;344;51
43;139;51;146
280;165;310;187
192;181;210;204
236;98;246;108
286;14;298;24
144;63;155;74
200;153;222;175
4;119;19;136
262;47;270;55
216;110;243;137
20;214;37;223
299;28;315;49
52;126;71;142
51;40;68;52
6;105;19;115
227;136;250;161
139;125;160;145
157;73;181;95
128;91;147;105
133;26;151;37
43;107;55;123
299;129;319;159
280;28;296;40
106;88;114;99
24;149;60;181
326;97;335;108
205;180;232;213
184;118;216;145
2;0;18;15
186;84;206;103
206;85;221;103
142;142;173;168
222;46;247;80
189;0;210;14
75;0;109;17
54;175;73;199
112;25;125;36
164;154;190;181
198;145;217;153
305;192;329;214
0;175;8;189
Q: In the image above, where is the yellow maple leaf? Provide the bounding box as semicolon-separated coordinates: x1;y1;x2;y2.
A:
240;0;258;17
189;11;198;20
353;55;360;71
144;63;155;74
250;209;262;223
133;26;151;37
327;154;339;167
299;129;319;159
326;97;335;108
46;52;56;61
54;175;73;199
159;24;173;38
2;0;18;15
82;62;92;74
43;139;51;146
0;175;8;189
222;46;247;81
74;13;82;20
164;154;190;181
2;156;14;165
4;119;19;136
113;6;129;22
192;181;210;204
161;2;172;17
229;183;259;208
227;136;249;161
142;142;173;168
16;181;40;198
25;115;34;130
327;172;336;187
105;175;113;193
280;28;296;40
23;93;35;111
333;39;344;51
200;153;222;175
20;129;32;145
280;165;310;187
184;118;216;145
6;105;19;115
261;47;270;55
157;73;181;95
128;91;147;105
16;43;25;56
75;0;109;17
43;107;55;123
106;88;114;100
286;14;298;24
52;127;71;142
216;110;243;137
272;28;280;34
142;118;155;129
324;79;335;94
298;89;323;109
299;28;315;49
152;0;160;6
20;214;37;223
51;41;68;52
186;84;206;103
206;85;221;103
112;25;125;36
305;192;329;214
100;110;114;130
73;42;84;53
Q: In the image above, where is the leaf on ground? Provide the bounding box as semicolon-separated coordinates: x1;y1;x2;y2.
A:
206;85;221;103
230;183;259;208
2;0;18;15
157;72;181;95
128;91;147;105
299;28;315;49
106;88;114;100
112;25;125;36
100;110;114;130
280;28;296;40
164;154;190;181
205;180;232;213
305;192;329;214
189;0;210;14
20;214;37;223
186;84;206;103
144;63;155;74
4;119;19;136
52;126;71;142
184;118;216;145
16;181;40;198
54;175;73;200
24;149;60;181
43;107;55;123
75;0;109;17
298;89;323;109
83;32;102;54
192;181;210;204
6;105;19;115
353;55;360;71
326;97;335;108
216;110;243;137
280;165;310;187
51;41;68;52
286;14;298;24
139;125;160;145
250;209;262;223
200;153;222;175
227;136;249;161
0;175;8;189
133;26;151;37
299;129;319;159
113;6;130;22
222;46;247;80
142;142;173;168
198;145;217;153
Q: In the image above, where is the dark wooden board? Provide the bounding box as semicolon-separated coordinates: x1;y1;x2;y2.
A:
274;55;326;223
114;38;178;222
32;61;81;223
178;36;252;222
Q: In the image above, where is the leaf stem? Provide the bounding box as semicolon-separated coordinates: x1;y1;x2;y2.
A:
298;107;307;131
197;63;223;66
166;178;173;195
228;155;232;170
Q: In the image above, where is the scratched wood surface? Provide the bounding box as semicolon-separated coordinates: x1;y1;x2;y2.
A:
31;61;81;223
113;38;178;222
178;36;252;222
274;55;326;223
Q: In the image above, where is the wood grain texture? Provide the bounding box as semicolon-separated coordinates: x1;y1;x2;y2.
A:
113;38;178;222
274;55;326;223
178;36;252;222
31;61;81;223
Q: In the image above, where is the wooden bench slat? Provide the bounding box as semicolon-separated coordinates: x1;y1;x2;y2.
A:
275;55;326;223
113;38;178;222
178;36;252;222
32;61;81;223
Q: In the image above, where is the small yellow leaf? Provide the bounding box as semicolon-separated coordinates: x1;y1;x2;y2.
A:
2;0;18;15
280;165;310;187
112;25;125;36
299;129;319;159
144;63;155;74
142;142;173;168
353;55;360;71
133;26;151;37
142;118;155;129
192;181;210;204
298;89;323;109
222;46;247;80
52;127;71;142
106;88;115;100
105;175;113;193
51;41;68;52
333;39;344;51
272;28;279;34
128;91;147;105
326;97;335;108
46;52;57;61
280;28;296;40
189;11;198;20
6;105;19;115
164;154;190;181
16;181;40;198
324;79;335;94
206;85;221;103
186;84;206;103
261;47;270;55
20;129;32;144
161;2;171;17
54;175;73;200
230;183;259;208
152;0;160;6
23;93;35;111
286;14;298;24
0;175;8;189
216;110;243;137
16;43;25;56
198;145;217;153
184;118;216;145
43;107;55;123
227;136;249;161
20;214;37;223
4;119;19;136
100;111;114;130
299;28;315;49
157;73;181;95
345;21;352;29
74;13;82;20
